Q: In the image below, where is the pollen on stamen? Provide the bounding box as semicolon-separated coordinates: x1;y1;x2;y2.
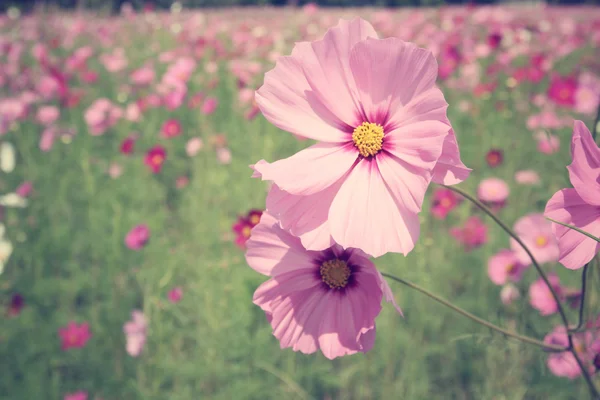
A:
320;259;351;290
352;122;384;157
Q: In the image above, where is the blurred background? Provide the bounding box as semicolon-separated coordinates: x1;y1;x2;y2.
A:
0;0;599;399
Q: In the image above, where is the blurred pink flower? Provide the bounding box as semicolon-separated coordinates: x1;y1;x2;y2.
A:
430;188;460;219
253;18;469;258
477;177;509;206
515;170;540;185
125;224;150;250
545;121;600;270
216;147;231;164
548;75;577;107
529;274;562;316
535;131;560;154
500;284;520;305
123;310;147;357
108;163;122;179
64;391;88;400
145;145;166;174
100;48;128;72
84;98;122;136
16;181;33;197
574;72;600;115
510;213;559;266
36;105;59;126
39;126;57;152
201;97;218;115
124;102;141;122
58;321;92;351
247;212;400;360
186;137;203;157
130;65;155;86
544;326;600;379
161;119;182;139
488;249;526;285
176;175;189;189
168;287;183;303
450;216;488;251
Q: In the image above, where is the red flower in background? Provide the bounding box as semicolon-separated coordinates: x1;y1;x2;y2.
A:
58;321;92;351
486;149;503;168
232;209;263;248
120;136;136;155
548;76;578;107
144;146;166;173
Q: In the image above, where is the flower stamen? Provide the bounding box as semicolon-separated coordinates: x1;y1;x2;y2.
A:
320;259;351;289
352;122;384;157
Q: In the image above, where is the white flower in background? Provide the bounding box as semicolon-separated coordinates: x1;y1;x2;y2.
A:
0;223;13;276
0;142;16;173
0;193;27;208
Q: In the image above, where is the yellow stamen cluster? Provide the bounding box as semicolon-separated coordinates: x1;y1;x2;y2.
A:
320;259;351;289
535;235;548;248
352;122;384;157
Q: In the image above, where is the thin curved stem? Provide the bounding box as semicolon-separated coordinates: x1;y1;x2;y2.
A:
569;264;589;333
442;184;599;399
382;272;566;352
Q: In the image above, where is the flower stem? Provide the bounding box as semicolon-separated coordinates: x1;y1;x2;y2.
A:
569;264;589;333
442;184;600;399
381;272;565;351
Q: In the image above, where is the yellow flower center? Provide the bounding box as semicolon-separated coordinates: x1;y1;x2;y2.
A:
242;226;251;238
505;263;517;274
535;235;548;248
440;198;452;208
151;154;164;165
249;215;260;225
320;259;351;289
352;122;384;157
574;342;584;354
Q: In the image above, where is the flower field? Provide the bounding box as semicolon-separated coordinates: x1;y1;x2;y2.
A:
1;3;600;399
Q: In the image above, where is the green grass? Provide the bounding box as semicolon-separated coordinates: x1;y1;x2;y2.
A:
1;8;599;400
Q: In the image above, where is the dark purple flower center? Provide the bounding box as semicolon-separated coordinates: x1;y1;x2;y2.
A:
320;259;351;289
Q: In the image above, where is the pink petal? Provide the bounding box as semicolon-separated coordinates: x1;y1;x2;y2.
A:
545;188;600;270
329;159;420;257
255;52;349;143
246;212;320;276
266;183;337;251
567;120;600;206
302;18;378;128
348;37;438;122
252;142;357;196
431;129;471;185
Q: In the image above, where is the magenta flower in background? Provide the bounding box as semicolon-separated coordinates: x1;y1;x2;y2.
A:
514;169;540;185
548;75;577;107
430;188;461;219
487;249;525;285
253;18;470;258
535;131;560;154
485;148;503;168
144;145;167;174
232;209;263;249
544;326;600;379
58;321;92;351
125;224;150;250
161;118;182;139
510;213;559;266
545;121;600;270
123;310;147;357
120;135;136;155
201;97;218;114
168;287;183;303
64;391;88;400
529;274;562;316
246;212;401;360
15;181;33;197
477;177;509;207
450;216;487;251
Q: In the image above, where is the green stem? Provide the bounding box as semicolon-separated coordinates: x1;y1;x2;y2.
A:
569;264;589;333
545;218;600;243
382;272;566;352
442;184;599;399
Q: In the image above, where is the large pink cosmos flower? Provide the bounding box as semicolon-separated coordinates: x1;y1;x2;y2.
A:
544;326;600;379
545;121;600;270
246;212;400;360
252;18;470;258
510;213;559;266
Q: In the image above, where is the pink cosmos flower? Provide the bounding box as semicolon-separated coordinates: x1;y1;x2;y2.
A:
108;163;122;179
130;65;155;86
64;391;88;400
58;321;92;351
39;127;57;152
246;212;400;359
161;119;182;139
450;216;488;251
477;178;509;207
232;209;263;248
168;287;183;303
84;98;122;136
201;97;218;115
510;213;559;266
216;147;232;164
15;181;33;197
485;148;503;168
36;105;59;126
487;249;526;285
252;18;470;258
123;310;147;357
515;169;540;185
548;75;577;107
574;72;600;115
529;273;562;316
120;135;136;155
430;188;460;219
500;284;520;305
144;146;166;174
125;224;150;250
125;103;141;122
544;326;600;379
534;131;560;155
545;121;600;270
186;137;203;157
